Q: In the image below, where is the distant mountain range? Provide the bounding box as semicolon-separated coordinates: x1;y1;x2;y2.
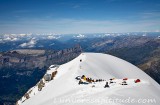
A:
0;32;159;51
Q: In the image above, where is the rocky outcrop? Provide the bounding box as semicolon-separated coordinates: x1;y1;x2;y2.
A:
0;45;82;70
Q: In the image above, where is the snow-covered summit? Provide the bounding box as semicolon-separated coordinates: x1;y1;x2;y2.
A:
17;53;160;105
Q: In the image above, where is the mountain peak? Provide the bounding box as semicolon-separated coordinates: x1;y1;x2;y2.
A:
17;53;160;105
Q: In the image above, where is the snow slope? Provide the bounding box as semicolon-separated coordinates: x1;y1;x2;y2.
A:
17;53;160;105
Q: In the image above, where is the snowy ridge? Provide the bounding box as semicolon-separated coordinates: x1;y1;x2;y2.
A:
17;53;160;105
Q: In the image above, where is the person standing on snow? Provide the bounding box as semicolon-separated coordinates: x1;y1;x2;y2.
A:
104;82;109;88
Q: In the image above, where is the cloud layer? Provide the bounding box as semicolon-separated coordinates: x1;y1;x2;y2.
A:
0;17;160;34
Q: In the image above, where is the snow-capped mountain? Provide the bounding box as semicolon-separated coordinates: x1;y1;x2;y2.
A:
17;53;160;105
74;34;86;38
0;32;160;52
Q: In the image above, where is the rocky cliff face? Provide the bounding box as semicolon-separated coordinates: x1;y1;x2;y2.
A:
0;44;82;70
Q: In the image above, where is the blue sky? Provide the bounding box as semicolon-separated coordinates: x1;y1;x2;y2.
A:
0;0;160;34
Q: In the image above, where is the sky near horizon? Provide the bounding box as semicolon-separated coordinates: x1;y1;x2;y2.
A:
0;0;160;34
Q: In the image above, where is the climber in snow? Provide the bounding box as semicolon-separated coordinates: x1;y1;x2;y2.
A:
121;80;128;85
104;82;110;88
109;78;114;84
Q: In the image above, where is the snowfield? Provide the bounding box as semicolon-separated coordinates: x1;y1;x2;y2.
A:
17;53;160;105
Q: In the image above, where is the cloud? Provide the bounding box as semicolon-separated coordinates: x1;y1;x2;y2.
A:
0;15;160;34
19;38;36;48
3;36;19;41
141;11;160;19
12;10;31;14
72;5;81;8
47;35;60;39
